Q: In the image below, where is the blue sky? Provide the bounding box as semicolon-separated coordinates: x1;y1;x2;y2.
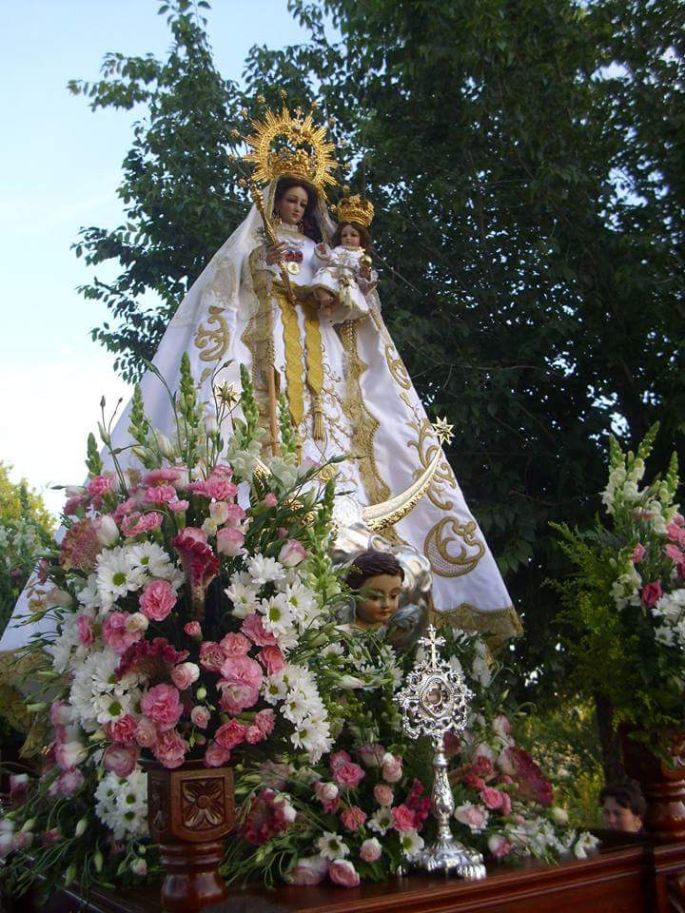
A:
0;0;308;514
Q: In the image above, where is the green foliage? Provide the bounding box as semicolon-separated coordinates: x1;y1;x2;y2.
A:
0;465;54;636
72;0;684;699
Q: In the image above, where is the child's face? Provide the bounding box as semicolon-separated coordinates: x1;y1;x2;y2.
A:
356;573;403;627
340;224;362;249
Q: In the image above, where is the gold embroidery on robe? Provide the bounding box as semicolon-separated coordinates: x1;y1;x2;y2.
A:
424;517;486;577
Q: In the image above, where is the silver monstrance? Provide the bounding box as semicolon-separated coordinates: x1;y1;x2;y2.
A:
395;625;486;879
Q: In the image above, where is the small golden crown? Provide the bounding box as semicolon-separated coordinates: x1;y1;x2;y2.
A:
332;193;375;227
243;105;338;197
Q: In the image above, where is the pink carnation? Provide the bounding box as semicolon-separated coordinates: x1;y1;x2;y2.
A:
184;621;202;638
220;632;251;657
199;640;226;673
215;719;248;751
76;615;95;646
139;579;177;622
341;806;367;831
382;753;403;783
153;729;188;769
258;645;286;676
103;612;144;655
140;683;183;731
171;662;200;691
254;709;276;737
121;511;164;538
105;714;138;746
481;787;505;811
87;474;114;499
631;543;647;563
241;613;277;646
220;655;263;691
204;741;231;768
391;804;416;832
262;493;278;508
144;484;177;505
142;468;183;486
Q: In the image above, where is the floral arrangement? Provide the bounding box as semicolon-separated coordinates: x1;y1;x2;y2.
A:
0;356;595;898
552;424;684;734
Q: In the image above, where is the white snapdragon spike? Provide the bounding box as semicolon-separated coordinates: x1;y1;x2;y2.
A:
225;438;262;478
95;770;148;840
611;564;642;609
225;572;260;619
247;554;286;587
268;457;300;490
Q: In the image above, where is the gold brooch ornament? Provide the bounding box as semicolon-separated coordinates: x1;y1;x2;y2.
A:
243;105;339;197
332;193;375;227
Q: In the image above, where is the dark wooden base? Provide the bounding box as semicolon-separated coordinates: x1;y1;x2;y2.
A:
6;834;685;913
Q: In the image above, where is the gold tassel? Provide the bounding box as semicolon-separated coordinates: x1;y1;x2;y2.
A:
313;397;325;440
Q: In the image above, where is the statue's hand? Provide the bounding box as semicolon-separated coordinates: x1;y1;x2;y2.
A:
265;242;287;265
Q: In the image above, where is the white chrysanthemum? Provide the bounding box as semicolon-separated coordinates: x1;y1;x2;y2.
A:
247;554;286;586
96;547;145;606
69;649;141;732
259;594;295;637
77;574;101;612
263;673;288;705
316;831;349;860
655;625;675;646
225;574;260;619
282;582;319;628
95;769;148;840
399;829;425;859
126;542;180;584
368;807;393;835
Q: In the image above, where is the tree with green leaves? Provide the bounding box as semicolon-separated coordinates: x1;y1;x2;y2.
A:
71;0;684;710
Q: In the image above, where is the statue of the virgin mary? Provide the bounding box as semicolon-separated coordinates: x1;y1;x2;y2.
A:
0;105;518;657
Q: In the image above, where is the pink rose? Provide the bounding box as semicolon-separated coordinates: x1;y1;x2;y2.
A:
190;706;210;729
333;761;366;789
241;613;277;646
153;729;188;769
141;683;183;731
217;527;245;557
391;804;416;832
76;615;95;646
184;621;202;638
328;859;360;888
382;753;403;783
222;503;247;527
278;539;307;567
220;632;251;657
287;856;328;886
140;579;177;621
258;645;286;676
341;806;367;831
204;741;231;768
631;543;647;563
171;661;200;691
215;719;248;750
488;834;513;859
360;838;382;863
642;581;663;608
102;612;143;654
374;784;394;806
254;709;276;737
481;787;504;811
106;714;138;746
199;640;226;672
262;493;278;508
500;792;512;816
135;716;158;749
103;744;139;778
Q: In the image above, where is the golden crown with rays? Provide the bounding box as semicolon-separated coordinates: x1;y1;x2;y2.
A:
332;192;375;228
243;105;339;197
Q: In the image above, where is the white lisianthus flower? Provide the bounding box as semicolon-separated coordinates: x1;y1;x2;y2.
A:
316;831;350;860
573;831;600;860
96;516;120;547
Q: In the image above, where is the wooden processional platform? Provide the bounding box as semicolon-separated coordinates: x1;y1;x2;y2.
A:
6;832;685;913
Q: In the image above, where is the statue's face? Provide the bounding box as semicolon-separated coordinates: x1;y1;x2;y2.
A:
340;224;361;249
276;185;309;225
355;573;403;628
